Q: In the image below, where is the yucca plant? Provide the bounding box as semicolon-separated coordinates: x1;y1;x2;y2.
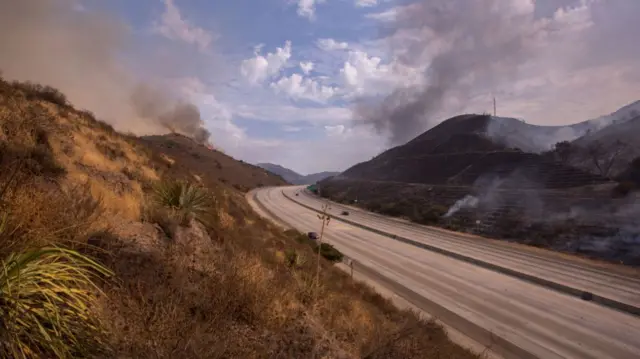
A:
0;247;113;358
151;179;215;226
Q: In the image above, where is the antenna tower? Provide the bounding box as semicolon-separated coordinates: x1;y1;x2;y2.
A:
493;96;497;116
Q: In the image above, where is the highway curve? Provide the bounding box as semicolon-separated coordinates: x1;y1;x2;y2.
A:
254;186;640;359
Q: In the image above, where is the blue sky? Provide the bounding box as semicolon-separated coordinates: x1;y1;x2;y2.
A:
87;0;401;174
2;0;639;175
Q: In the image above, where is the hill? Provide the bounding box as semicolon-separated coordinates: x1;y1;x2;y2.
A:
257;162;339;185
340;114;608;189
140;134;288;191
0;77;475;358
321;112;640;265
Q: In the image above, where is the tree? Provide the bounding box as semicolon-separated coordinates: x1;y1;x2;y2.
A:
586;140;628;178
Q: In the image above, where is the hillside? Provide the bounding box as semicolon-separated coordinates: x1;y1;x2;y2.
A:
141;134;288;191
0;77;476;358
321;112;640;265
549;114;640;178
487;100;640;153
340;114;608;189
257;162;339;185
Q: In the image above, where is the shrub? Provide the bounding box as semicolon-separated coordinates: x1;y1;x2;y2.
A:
311;242;344;263
412;205;447;225
0;247;112;358
12;82;69;107
150;179;216;227
288;232;344;263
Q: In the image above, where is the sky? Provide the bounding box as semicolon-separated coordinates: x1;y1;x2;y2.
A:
1;0;639;175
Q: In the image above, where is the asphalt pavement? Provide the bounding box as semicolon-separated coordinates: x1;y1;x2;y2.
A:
255;186;640;359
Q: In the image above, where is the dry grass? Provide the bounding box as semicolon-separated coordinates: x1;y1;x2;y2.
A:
0;77;479;358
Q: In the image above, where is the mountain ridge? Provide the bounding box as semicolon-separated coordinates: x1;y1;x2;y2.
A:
256;162;340;185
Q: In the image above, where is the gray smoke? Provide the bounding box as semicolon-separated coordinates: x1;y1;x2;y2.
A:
130;84;211;144
443;195;479;218
0;0;212;144
356;0;549;145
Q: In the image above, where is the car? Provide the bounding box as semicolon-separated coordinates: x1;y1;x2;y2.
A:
307;232;319;240
295;193;299;196
341;210;349;216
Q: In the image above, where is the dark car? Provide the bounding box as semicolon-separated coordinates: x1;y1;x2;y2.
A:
308;232;319;240
295;193;299;196
341;210;349;216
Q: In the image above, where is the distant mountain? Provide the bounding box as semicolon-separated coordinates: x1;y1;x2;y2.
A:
255;163;301;184
303;171;340;184
256;163;340;185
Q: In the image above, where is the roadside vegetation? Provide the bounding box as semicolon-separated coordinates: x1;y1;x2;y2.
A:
0;76;478;358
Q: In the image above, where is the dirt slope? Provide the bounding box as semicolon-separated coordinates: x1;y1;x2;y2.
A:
140;133;288;192
0;77;477;358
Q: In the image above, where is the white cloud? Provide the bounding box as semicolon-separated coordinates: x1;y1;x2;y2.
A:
340;51;385;89
317;38;349;51
270;73;336;103
324;124;346;137
234;103;350;125
154;0;214;52
296;0;326;20
355;0;378;8
339;50;423;98
240;41;292;85
364;6;403;22
300;61;314;74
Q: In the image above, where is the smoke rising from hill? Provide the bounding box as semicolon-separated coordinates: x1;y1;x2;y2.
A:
0;0;212;144
130;84;211;144
356;0;547;145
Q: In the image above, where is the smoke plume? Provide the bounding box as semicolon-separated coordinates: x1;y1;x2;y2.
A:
130;84;211;144
356;0;550;145
0;0;212;144
443;195;479;218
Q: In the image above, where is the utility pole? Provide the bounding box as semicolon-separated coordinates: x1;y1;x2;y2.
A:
315;201;331;302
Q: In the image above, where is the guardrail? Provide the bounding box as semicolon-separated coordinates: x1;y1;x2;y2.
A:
281;189;640;317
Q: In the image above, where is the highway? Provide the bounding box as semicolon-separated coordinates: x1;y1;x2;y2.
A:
254;186;640;359
288;187;640;312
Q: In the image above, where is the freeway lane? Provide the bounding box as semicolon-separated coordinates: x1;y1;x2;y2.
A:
255;186;640;359
286;186;640;313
